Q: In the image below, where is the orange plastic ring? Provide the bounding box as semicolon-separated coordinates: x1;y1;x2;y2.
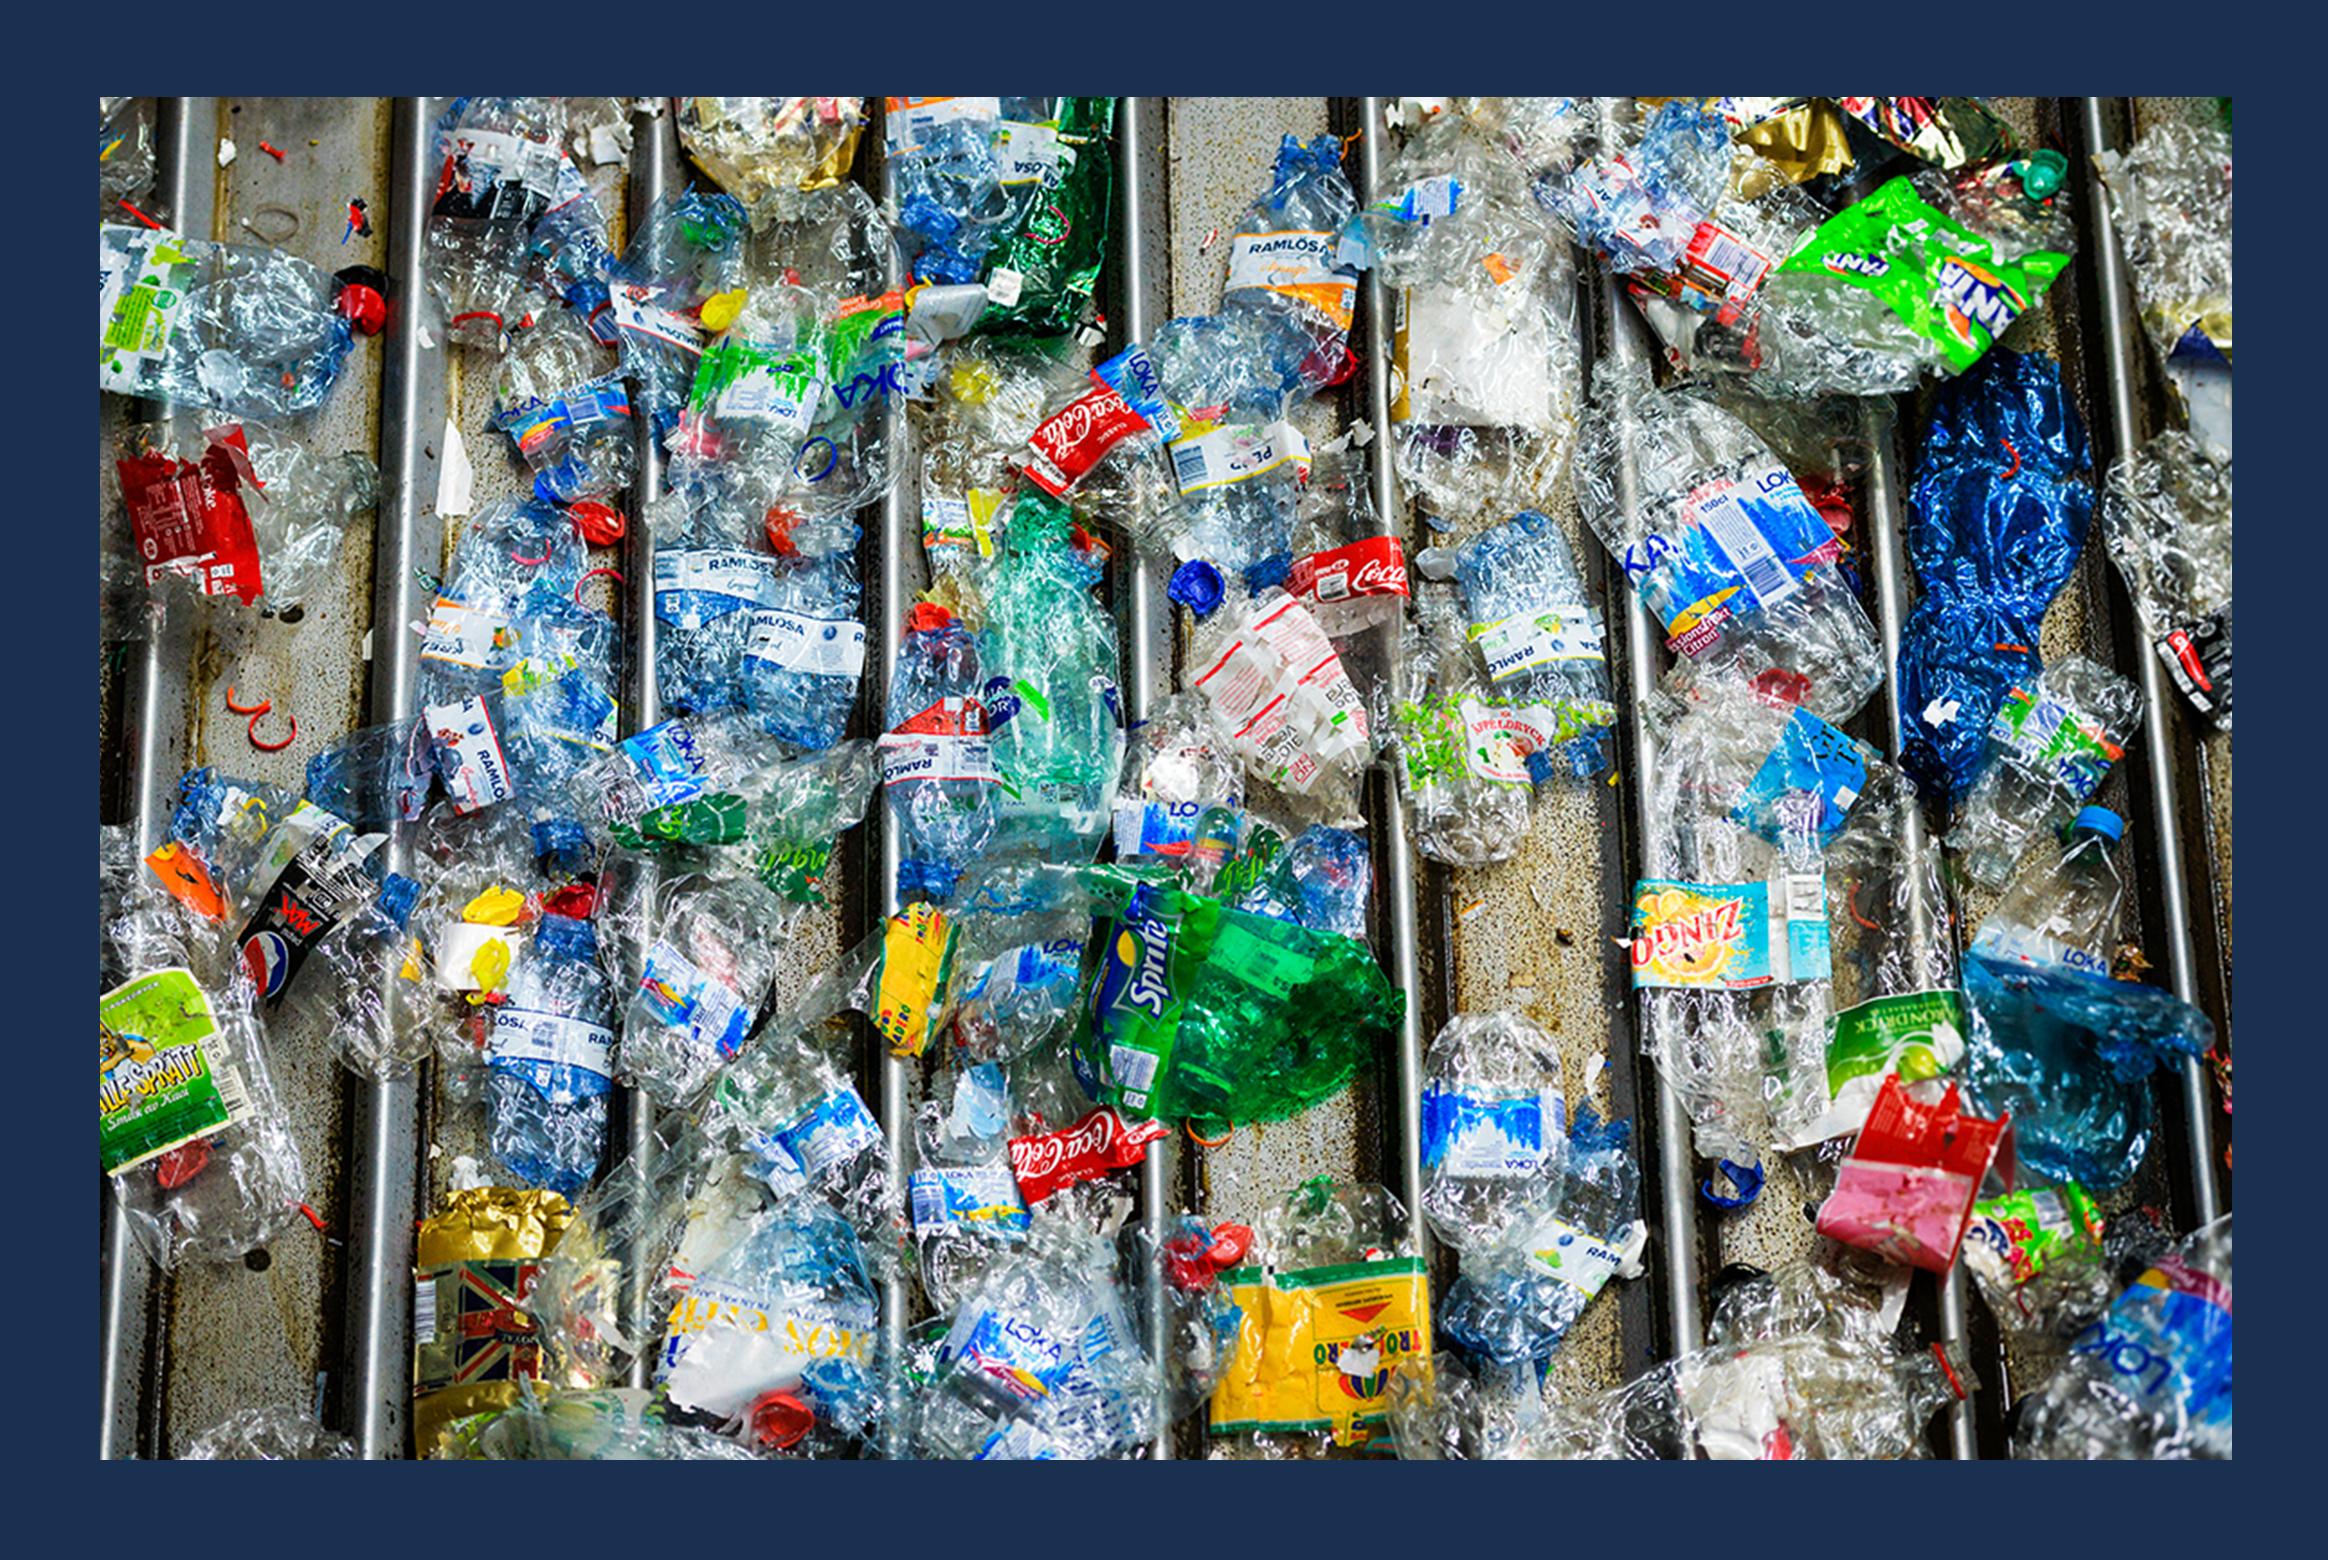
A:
1186;1122;1233;1148
224;685;272;716
248;710;299;752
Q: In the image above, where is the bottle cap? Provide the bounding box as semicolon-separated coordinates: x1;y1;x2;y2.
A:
1168;559;1224;617
905;601;955;635
2023;149;2068;200
1243;554;1290;593
2072;806;2123;842
377;873;420;930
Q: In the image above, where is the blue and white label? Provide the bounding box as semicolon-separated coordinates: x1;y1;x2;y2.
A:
765;1088;880;1182
1421;1085;1564;1178
744;608;867;678
1730;706;1869;848
653;548;775;629
1091;344;1180;441
424;697;516;814
489;1007;615;1101
909;1165;1030;1236
636;939;750;1061
601;719;710;822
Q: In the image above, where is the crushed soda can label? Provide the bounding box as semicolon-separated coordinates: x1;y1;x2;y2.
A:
1007;1106;1170;1205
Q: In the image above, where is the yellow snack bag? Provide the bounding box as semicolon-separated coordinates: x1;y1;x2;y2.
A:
1208;1256;1432;1446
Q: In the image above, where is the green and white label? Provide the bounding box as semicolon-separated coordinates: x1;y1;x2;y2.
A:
99;968;252;1174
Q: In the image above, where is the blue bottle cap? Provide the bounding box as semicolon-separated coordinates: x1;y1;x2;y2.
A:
1168;559;1225;618
376;873;421;931
2073;806;2123;843
1243;554;1291;593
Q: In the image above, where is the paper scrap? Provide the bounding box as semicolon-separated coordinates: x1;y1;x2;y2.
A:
436;419;474;519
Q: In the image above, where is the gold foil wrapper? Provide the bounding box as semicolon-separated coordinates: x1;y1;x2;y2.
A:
1735;101;1855;198
412;1188;573;1458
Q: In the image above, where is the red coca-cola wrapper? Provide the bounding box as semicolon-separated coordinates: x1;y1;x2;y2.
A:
1285;535;1409;637
1008;1107;1170;1206
1023;381;1152;498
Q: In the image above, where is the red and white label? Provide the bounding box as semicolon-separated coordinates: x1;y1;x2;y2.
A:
1007;1107;1170;1205
1286;535;1409;621
1023;382;1149;497
116;427;265;605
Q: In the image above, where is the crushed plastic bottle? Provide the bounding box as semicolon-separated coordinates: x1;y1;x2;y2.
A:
976;491;1123;861
1220;134;1361;396
2092;114;2233;396
428;97;564;350
885;100;1011;286
969;98;1116;339
617;870;792;1105
908;1062;1030;1312
486;910;615;1195
495;303;637;503
704;1028;893;1250
2102;432;2232;730
1898;350;2095;806
2012;1214;2230;1460
1417;1012;1569;1254
1757;162;2074;393
1188;587;1371;821
1960;807;2214;1190
1112;691;1246;892
1209;1179;1431;1452
677;97;867;207
305;872;434;1079
182;1406;356;1461
1365;110;1582;524
100;827;306;1267
1450;509;1618;779
881;603;997;902
908;1221;1161;1460
1394;584;1534;867
1961;1179;2113;1338
1150;310;1308;587
605;186;751;441
1436;1106;1641;1365
1946;654;2141;891
1074;871;1400;1134
655;1200;882;1455
100;224;379;420
1575;362;1882;723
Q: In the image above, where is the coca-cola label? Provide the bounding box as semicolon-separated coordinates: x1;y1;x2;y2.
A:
1021;345;1179;498
1007;1107;1170;1205
1287;536;1409;609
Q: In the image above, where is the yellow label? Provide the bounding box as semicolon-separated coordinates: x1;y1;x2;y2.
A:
874;903;956;1057
1208;1257;1431;1445
966;487;1006;561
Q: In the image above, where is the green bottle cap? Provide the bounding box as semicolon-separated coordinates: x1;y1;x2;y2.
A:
2023;149;2067;200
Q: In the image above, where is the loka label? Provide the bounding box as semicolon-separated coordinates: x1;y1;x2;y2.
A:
1630;875;1832;989
100;967;255;1175
1421;1085;1562;1178
1470;602;1605;683
600;720;711;824
743;608;866;678
1008;1107;1170;1205
489;1008;615;1100
1224;229;1356;330
424;697;516;814
1632;460;1839;656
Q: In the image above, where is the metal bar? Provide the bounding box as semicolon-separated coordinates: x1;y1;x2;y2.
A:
101;94;207;1462
340;95;445;1459
1590;96;1703;1362
1110;95;1182;1459
870;107;916;1457
2071;96;2223;1226
617;97;676;1393
1856;400;1978;1460
1352;99;1429;1262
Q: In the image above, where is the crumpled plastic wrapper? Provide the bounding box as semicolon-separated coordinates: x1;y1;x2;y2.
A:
2094;114;2233;369
677;97;866;205
181;1406;355;1460
2102;432;2232;730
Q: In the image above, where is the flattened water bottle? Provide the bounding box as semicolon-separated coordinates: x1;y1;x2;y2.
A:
487;911;615;1194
